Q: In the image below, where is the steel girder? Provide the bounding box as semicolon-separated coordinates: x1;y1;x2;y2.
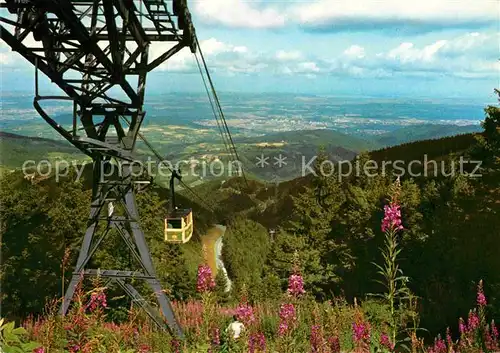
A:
0;0;198;338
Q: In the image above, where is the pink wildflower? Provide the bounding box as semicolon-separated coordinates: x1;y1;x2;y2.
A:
492;320;499;341
458;317;467;335
33;348;45;353
235;302;256;326
278;303;296;336
381;203;403;233
278;321;289;336
432;335;447;353
279;303;296;321
211;327;221;346
380;333;394;351
352;319;371;353
467;310;480;331
310;324;323;353
249;332;266;353
287;273;305;297
196;264;215;293
171;339;181;353
68;344;81;353
490;320;499;350
485;326;495;351
328;336;341;353
446;327;455;353
352;321;370;342
86;289;107;312
138;345;151;353
477;280;487;307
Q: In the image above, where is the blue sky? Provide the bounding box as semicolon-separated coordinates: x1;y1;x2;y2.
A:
0;0;498;101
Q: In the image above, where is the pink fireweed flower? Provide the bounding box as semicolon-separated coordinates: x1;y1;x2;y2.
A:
138;345;151;353
278;321;289;336
279;303;296;321
489;320;499;350
68;344;81;353
380;333;395;351
211;327;221;346
278;303;296;336
86;289;107;312
249;332;266;353
432;335;447;353
381;203;404;233
235;302;256;325
446;327;455;353
485;326;495;351
171;339;181;353
34;348;45;353
196;264;215;293
458;317;467;335
328;336;341;353
352;319;371;353
287;273;305;297
310;324;323;353
477;280;487;307
352;321;370;343
467;310;480;331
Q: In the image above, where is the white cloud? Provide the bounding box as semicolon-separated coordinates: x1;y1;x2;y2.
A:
149;38;251;72
192;0;496;32
0;33;38;68
102;32;500;80
275;50;303;61
1;26;496;82
297;62;321;73
291;0;496;27
0;41;13;65
193;0;286;29
386;40;447;63
343;45;365;59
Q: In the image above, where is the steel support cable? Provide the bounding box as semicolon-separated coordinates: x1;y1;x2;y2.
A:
193;52;243;196
196;47;240;166
194;52;233;163
193;35;249;188
119;115;218;214
194;53;242;193
194;51;242;196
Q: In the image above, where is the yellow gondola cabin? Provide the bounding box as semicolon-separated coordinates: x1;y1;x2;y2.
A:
164;208;193;243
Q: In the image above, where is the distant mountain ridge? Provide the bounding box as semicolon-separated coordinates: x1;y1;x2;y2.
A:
0;125;482;180
374;124;481;147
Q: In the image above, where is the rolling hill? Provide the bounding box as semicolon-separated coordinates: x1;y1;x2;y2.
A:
374;123;481;147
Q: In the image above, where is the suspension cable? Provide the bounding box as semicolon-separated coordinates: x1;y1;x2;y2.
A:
194;53;233;162
120;116;218;214
193;35;249;188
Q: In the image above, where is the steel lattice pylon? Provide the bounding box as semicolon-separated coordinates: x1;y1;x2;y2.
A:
0;0;197;338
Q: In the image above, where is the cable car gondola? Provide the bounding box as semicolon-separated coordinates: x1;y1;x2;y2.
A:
164;169;193;243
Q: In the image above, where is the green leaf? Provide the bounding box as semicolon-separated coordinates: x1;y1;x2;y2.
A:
11;327;26;335
21;342;41;351
3;345;25;353
3;322;15;334
4;332;20;344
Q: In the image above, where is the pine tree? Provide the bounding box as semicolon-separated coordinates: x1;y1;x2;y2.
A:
215;270;231;303
472;89;500;166
265;148;352;299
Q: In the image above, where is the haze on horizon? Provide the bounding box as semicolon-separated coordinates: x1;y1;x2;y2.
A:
0;0;498;101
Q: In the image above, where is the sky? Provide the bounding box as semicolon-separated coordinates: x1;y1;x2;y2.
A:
0;0;499;101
